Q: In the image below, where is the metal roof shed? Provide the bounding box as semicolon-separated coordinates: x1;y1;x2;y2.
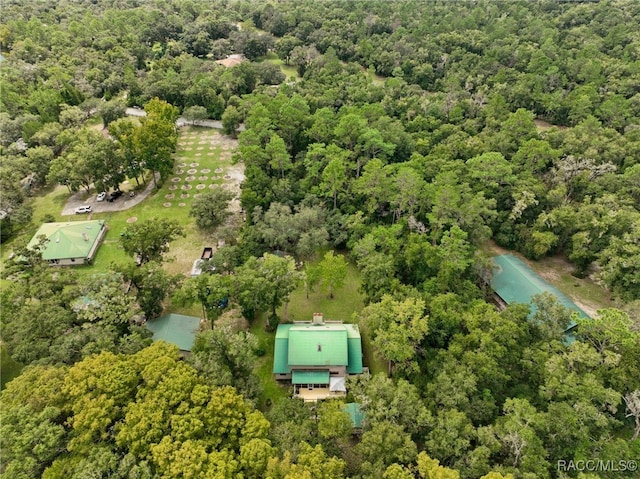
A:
146;313;201;352
288;326;348;366
344;403;365;429
491;254;590;333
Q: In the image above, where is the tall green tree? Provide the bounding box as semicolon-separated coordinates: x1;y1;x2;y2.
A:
134;98;179;187
359;295;429;375
119;217;185;265
236;253;304;328
98;98;127;128
189;326;261;400
109;117;145;186
318;250;347;299
189;189;234;230
321;156;348;210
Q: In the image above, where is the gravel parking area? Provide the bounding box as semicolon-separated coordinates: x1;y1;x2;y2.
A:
61;173;160;216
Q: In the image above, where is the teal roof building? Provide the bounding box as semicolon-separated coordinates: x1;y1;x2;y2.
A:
491;254;590;339
273;315;363;400
146;313;201;352
28;220;106;265
274;322;363;376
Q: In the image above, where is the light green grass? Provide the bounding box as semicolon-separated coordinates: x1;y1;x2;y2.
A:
530;256;613;317
250;313;291;410
281;259;364;322
278;255;386;376
263;52;299;81
0;344;23;390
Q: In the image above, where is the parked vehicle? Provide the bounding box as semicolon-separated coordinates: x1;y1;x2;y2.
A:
107;191;123;202
96;192;106;202
74;205;92;214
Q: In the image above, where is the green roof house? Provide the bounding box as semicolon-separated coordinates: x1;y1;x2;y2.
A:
146;313;202;352
491;254;590;341
274;313;364;401
28;220;107;266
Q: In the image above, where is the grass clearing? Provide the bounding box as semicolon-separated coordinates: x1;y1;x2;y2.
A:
263;52;299;81
532;256;613;317
279;255;386;376
250;313;291;410
282;259;364;323
2;126;239;282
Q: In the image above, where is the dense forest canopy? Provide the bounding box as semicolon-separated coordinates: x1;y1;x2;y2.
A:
1;1;640;478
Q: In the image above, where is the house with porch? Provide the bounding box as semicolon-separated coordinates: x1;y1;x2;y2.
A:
273;313;364;401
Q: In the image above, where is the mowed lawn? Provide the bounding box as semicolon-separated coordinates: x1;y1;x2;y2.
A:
278;255;387;376
254;255;389;409
262;52;299;80
2;126;240;279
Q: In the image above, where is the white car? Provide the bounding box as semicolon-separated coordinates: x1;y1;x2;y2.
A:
96;192;106;202
74;205;92;214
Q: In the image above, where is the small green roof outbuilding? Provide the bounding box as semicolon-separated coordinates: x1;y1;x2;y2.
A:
344;403;365;429
491;254;590;336
28;220;106;265
146;313;201;352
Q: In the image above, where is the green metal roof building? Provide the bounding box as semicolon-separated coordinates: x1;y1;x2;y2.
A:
273;322;363;393
28;220;106;265
146;313;201;352
274;322;363;377
344;403;365;429
491;254;590;335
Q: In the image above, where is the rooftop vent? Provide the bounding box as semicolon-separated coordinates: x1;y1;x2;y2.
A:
312;313;324;324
